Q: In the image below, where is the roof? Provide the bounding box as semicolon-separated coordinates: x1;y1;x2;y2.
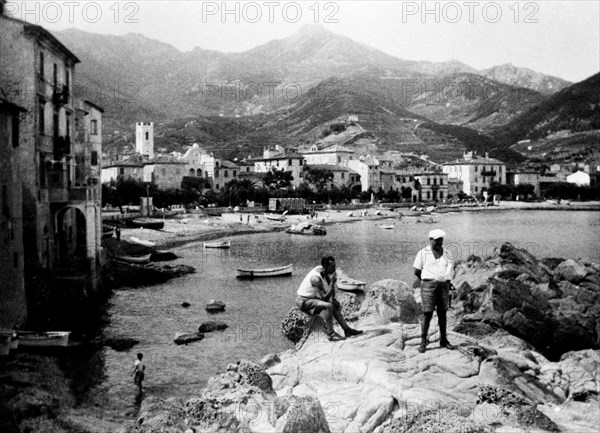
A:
252;153;304;162
306;164;356;173
0;97;26;113
83;99;104;113
217;160;239;169
0;14;81;63
303;144;354;154
442;157;505;166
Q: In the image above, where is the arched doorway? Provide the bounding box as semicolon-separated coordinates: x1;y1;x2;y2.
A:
54;206;87;269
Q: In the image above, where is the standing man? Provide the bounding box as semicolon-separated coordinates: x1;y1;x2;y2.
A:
413;229;455;353
297;256;363;341
132;352;145;392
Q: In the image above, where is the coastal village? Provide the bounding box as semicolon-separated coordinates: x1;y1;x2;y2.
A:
1;1;599;432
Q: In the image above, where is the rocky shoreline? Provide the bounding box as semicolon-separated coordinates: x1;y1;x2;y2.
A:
128;243;599;433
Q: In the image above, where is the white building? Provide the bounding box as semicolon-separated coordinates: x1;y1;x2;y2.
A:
566;170;591;187
347;157;380;192
442;151;506;195
301;144;355;166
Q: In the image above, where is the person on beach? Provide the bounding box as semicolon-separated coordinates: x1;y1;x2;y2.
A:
413;229;455;353
296;256;363;341
132;352;145;392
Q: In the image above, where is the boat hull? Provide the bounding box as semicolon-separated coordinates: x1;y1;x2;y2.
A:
236;264;293;279
204;241;231;249
127;219;165;230
18;331;70;347
114;254;152;264
337;277;366;292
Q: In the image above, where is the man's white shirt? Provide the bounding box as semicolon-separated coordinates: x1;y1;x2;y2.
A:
413;246;454;281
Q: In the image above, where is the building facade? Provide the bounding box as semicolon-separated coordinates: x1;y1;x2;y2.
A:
0;5;103;324
0;97;26;327
442;151;506;195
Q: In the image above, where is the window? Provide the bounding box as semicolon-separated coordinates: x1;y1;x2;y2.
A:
53;64;58;88
233;170;236;178
440;192;444;199
39;52;44;78
66;113;71;138
288;159;292;165
90;119;98;135
38;100;45;134
475;187;478;192
440;178;443;185
426;191;431;199
65;69;70;90
433;178;437;185
145;132;149;140
427;178;431;185
341;172;345;179
224;170;228;178
91;151;98;166
11;116;19;148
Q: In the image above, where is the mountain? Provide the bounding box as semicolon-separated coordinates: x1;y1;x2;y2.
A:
481;63;571;95
50;25;577;164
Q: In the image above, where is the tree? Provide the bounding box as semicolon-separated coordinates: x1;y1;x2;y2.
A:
304;166;334;192
263;167;294;189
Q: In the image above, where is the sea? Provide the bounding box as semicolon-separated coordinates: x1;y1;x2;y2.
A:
65;209;600;417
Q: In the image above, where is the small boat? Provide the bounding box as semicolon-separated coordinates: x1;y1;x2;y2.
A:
0;329;19;350
336;277;366;292
236;264;293;279
127;218;165;230
265;214;286;222
114;253;152;264
378;224;394;229
102;225;114;238
150;250;178;261
18;331;70;347
0;335;10;356
129;236;156;247
204;241;231;249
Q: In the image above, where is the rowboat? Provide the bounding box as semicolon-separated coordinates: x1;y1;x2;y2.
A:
150;250;178;261
127;218;165;230
265;214;286;222
204;241;231;249
336;277;366;292
206;300;226;313
129;236;156;247
0;329;19;350
236;264;293;279
18;331;70;347
378;224;394;229
102;225;114;238
0;335;10;356
114;253;152;264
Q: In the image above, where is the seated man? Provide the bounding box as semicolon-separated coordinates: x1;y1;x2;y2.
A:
296;255;363;341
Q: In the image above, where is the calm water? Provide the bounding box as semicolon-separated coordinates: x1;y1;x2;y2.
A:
75;210;599;414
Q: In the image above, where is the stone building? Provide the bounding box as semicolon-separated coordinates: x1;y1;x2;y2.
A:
0;97;26;327
0;4;104;324
252;151;305;188
301;144;354;166
507;171;541;196
347;157;380;192
442;151;506;196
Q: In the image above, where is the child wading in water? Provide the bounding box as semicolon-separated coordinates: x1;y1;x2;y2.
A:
132;353;145;392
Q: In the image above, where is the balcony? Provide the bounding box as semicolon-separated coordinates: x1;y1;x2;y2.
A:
480;170;497;177
53;136;71;158
69;186;99;203
52;85;70;106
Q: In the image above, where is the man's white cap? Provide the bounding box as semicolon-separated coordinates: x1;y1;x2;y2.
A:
429;229;446;239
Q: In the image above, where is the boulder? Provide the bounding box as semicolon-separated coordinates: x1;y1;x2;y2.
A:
181;302;191;308
558;350;600;401
198;321;228;333
174;332;204;345
206;300;226;313
356;279;420;326
274;396;330;433
555;259;588;283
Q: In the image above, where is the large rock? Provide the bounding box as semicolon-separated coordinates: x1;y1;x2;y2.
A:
555;259;588;283
199;321;228;333
453;243;600;360
174;332;204;345
356;279;419;326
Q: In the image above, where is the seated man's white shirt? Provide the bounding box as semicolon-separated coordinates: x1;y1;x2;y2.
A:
297;266;326;297
413;246;454;281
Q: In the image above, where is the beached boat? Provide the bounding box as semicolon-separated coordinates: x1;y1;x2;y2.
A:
129;236;156;247
378;224;394;229
114;253;152;264
0;329;19;351
265;214;286;222
236;264;293;279
18;331;70;347
127;218;165;230
102;225;114;238
0;334;10;356
204;241;231;249
336;277;366;292
150;250;178;261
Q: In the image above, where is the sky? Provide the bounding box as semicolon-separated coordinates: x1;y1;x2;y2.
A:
5;0;600;82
